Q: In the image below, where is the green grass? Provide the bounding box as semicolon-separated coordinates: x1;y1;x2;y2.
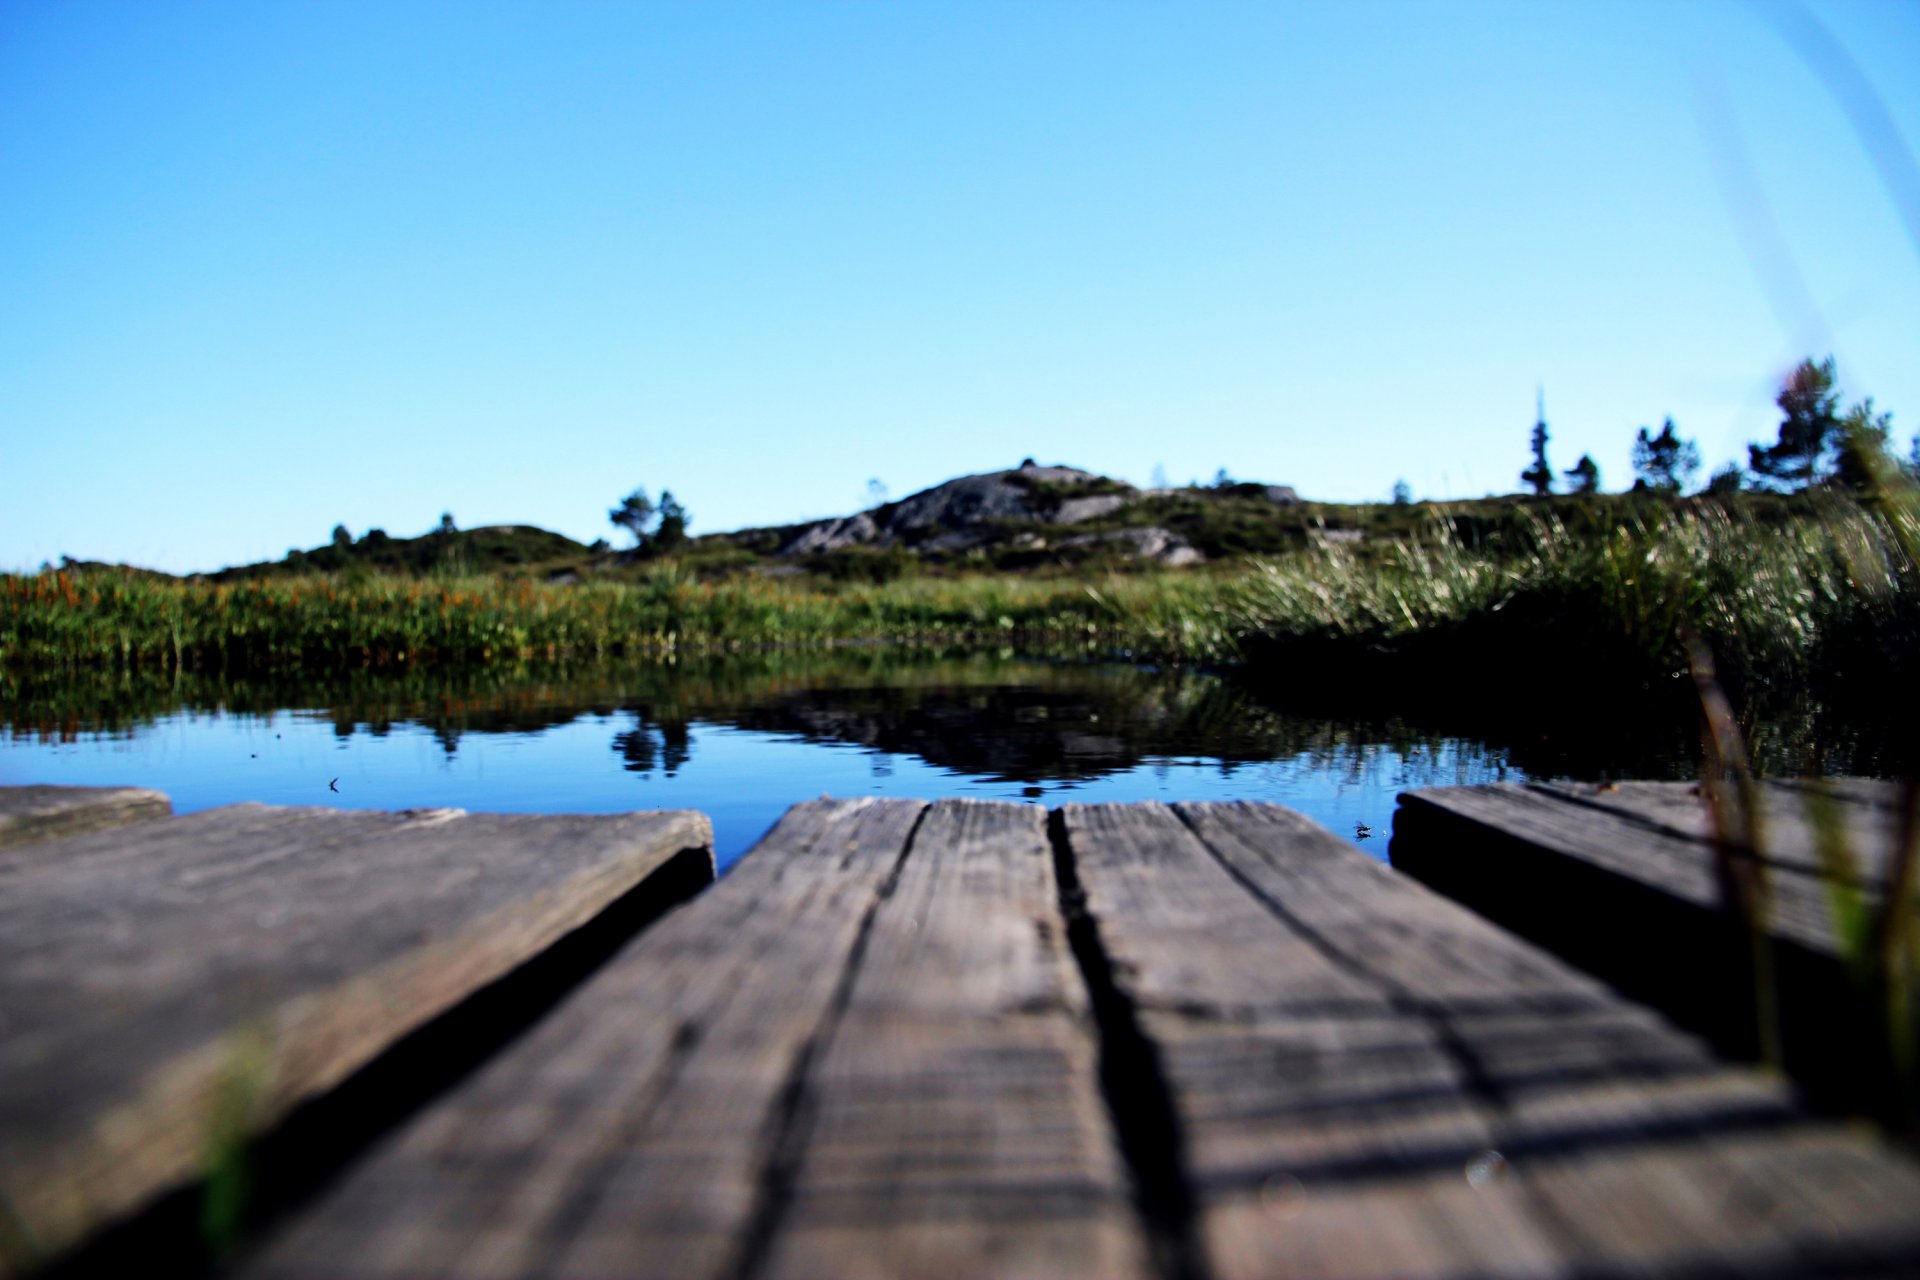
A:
6;495;1914;727
1230;494;1915;686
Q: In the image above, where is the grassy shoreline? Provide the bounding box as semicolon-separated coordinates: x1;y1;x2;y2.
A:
7;495;1915;724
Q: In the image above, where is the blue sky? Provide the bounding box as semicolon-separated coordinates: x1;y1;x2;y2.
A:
3;1;1917;574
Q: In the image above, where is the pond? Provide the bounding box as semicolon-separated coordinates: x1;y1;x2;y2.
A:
0;646;1827;869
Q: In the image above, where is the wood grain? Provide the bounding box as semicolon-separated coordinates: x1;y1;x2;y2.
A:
0;803;711;1274
1395;781;1899;954
1060;799;1920;1279
760;799;1148;1280
0;785;171;849
1391;780;1917;1108
240;797;1150;1280
238;798;924;1279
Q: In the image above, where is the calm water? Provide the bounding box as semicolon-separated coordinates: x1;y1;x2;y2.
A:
5;650;1557;869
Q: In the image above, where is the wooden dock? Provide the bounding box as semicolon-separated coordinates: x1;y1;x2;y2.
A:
1392;779;1916;1116
2;786;1918;1277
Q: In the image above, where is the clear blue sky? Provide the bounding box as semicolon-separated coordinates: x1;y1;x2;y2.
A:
4;1;1917;574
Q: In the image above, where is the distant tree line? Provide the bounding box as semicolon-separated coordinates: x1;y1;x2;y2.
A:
1509;357;1912;500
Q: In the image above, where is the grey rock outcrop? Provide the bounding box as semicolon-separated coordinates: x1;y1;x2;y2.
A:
777;462;1136;556
1060;526;1205;566
780;512;881;556
1053;494;1129;524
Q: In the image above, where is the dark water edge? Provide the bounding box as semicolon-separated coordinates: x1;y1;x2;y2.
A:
1230;620;1916;783
3;640;1904;871
3;641;1906;784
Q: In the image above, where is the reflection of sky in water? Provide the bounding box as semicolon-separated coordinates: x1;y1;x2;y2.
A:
0;705;1519;870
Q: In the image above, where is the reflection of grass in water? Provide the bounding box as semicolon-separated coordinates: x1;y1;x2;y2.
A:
1;647;1499;780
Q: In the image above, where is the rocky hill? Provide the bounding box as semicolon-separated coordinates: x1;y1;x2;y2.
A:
172;462;1327;581
757;460;1301;569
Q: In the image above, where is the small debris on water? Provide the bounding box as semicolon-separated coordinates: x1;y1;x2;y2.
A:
1465;1150;1508;1188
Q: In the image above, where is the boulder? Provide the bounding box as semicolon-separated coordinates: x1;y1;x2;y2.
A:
1060;526;1205;566
1051;494;1129;524
886;464;1116;534
777;462;1134;556
779;512;880;556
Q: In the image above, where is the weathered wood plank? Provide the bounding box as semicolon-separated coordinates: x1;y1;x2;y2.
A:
0;784;172;849
1538;777;1904;883
1061;800;1920;1278
0;803;712;1274
761;799;1149;1280
1403;780;1903;945
240;797;1151;1280
238;798;924;1279
1390;780;1916;1107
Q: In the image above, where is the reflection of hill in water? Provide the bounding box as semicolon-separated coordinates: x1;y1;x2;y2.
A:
4;651;1430;783
717;671;1285;782
3;646;1893;782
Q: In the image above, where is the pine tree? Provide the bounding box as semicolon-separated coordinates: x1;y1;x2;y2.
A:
1520;391;1553;496
655;491;689;549
610;489;656;547
1749;357;1841;490
1564;454;1600;494
1833;399;1894;491
1630;418;1701;494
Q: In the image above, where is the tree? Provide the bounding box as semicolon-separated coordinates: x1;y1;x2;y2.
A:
1212;467;1232;489
1564;454;1600;495
438;512;457;535
1748;357;1842;490
1833;399;1894;491
866;478;889;507
610;489;656;547
1520;393;1553;496
654;491;689;549
331;524;352;549
1391;479;1413;505
1630;418;1700;494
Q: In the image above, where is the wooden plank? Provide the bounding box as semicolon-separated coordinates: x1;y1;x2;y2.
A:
240;797;1151;1280
0;803;712;1274
238;798;922;1279
760;799;1149;1280
1534;778;1904;889
1060;800;1920;1279
1398;779;1903;950
0;784;171;848
1390;781;1915;1108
